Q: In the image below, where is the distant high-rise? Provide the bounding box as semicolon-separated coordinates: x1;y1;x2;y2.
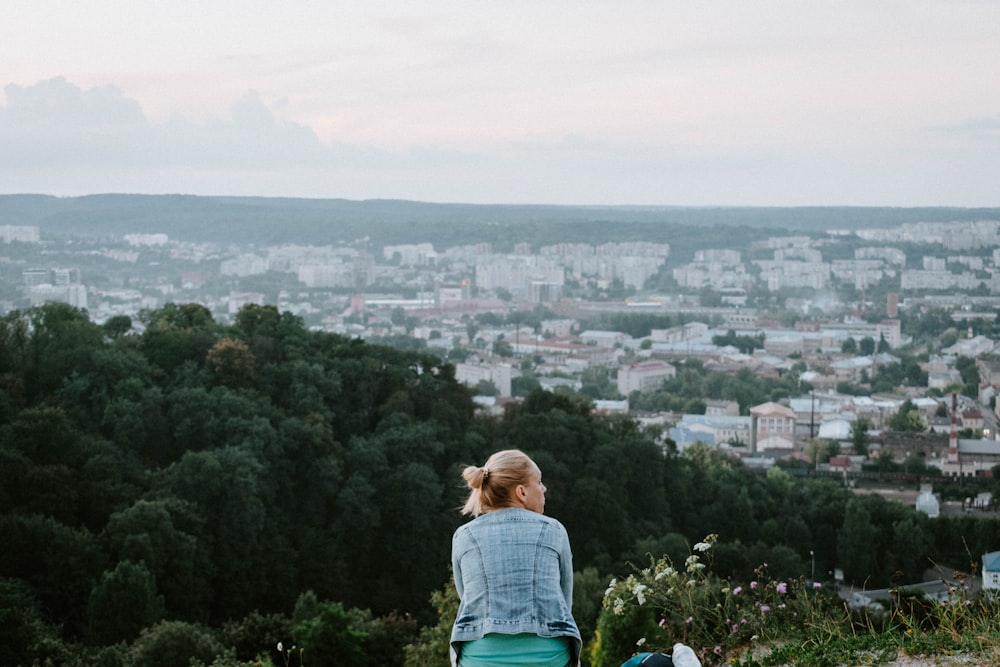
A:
0;225;40;243
52;268;81;286
22;268;51;287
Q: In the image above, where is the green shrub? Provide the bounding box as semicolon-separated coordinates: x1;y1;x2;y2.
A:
127;620;224;667
595;535;849;665
219;609;292;664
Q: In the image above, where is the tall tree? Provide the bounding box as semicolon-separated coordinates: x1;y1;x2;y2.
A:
850;417;873;455
87;560;165;644
838;498;878;586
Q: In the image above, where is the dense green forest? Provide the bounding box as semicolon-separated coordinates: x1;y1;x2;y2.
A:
2;301;999;666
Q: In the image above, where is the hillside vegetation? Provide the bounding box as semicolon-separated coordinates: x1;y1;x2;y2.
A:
1;301;999;666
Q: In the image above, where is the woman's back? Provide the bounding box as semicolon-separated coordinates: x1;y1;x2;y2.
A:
450;450;581;666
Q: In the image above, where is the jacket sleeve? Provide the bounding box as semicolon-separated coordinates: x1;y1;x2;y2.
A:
451;530;465;600
557;522;574;609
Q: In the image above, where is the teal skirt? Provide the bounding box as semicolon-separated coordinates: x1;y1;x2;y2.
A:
459;632;571;667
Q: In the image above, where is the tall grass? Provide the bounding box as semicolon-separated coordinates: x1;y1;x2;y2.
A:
594;535;1000;666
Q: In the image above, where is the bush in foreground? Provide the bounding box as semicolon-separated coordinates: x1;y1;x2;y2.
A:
592;534;1000;667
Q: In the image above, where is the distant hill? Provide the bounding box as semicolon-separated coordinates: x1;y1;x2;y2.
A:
1;194;997;251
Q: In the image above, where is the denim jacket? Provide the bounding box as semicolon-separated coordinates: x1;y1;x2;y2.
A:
450;507;581;666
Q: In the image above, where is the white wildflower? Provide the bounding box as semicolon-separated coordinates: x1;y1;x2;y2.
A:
655;566;675;580
277;642;284;652
633;583;648;605
636;637;647;647
693;541;712;552
685;554;699;570
614;597;625;615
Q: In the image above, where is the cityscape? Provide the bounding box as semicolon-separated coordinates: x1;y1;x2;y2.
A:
4;207;1000;485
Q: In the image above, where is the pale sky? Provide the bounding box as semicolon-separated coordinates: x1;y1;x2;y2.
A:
2;1;998;206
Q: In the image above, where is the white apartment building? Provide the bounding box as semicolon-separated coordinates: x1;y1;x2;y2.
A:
474;256;564;292
27;283;88;310
617;359;676;396
901;270;984;291
754;259;830;290
856;246;906;265
124;233;168;246
220;254;269;277
0;225;41;243
594;242;671;257
298;262;354;288
830;259;889;289
383;243;437;266
455;361;512;397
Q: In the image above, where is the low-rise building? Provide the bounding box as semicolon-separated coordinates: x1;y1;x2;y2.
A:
617;359;676;396
750;401;797;451
455;361;513;397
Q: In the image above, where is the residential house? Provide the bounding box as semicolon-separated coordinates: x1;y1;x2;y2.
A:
961;407;985;432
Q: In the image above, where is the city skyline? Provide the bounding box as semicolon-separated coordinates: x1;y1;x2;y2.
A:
2;1;999;207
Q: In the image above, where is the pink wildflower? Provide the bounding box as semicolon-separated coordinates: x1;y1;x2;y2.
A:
760;605;770;614
776;582;787;594
813;582;822;590
750;581;758;590
732;586;743;595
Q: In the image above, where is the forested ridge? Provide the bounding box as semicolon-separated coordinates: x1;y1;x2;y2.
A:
2;301;999;666
4;194;1000;249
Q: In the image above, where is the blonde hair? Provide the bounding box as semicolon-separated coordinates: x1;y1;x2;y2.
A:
460;449;539;517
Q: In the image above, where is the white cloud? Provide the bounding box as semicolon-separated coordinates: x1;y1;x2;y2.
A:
0;78;388;173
